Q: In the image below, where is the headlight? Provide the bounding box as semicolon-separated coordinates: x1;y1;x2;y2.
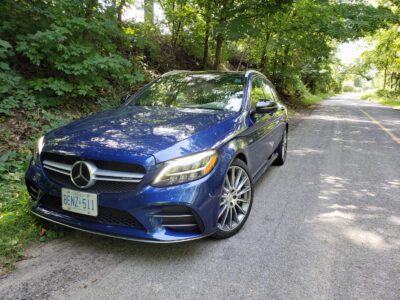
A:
152;150;218;187
33;136;44;166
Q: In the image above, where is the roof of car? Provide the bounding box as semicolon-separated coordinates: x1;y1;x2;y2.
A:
162;70;264;78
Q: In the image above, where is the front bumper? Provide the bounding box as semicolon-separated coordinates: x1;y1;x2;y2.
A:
26;158;226;242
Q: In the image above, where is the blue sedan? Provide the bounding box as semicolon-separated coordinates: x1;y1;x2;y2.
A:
25;70;288;242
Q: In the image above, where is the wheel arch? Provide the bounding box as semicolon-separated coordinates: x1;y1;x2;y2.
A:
234;152;248;165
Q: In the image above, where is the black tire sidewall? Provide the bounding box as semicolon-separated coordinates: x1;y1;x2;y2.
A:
274;127;287;166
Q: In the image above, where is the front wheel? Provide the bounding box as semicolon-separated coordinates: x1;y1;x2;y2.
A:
212;159;254;239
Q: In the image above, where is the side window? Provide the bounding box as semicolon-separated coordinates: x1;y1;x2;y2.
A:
261;79;275;102
270;85;281;103
250;77;265;110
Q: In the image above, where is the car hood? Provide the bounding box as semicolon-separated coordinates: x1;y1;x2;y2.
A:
45;106;241;162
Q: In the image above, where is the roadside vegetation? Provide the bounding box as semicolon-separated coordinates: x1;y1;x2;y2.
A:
361;90;400;108
0;0;397;274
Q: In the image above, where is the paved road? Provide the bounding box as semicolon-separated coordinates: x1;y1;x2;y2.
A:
1;95;399;299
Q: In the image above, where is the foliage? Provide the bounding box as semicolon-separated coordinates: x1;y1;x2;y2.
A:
0;0;146;109
347;0;400;91
361;89;400;108
0;40;36;116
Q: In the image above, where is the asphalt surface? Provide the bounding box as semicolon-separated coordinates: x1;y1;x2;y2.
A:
1;94;399;299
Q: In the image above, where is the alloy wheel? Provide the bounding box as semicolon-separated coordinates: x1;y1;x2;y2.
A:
217;166;252;231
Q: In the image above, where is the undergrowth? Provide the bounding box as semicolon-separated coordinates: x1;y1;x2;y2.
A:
0;101;114;275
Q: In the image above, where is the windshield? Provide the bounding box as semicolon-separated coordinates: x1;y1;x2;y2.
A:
129;73;244;112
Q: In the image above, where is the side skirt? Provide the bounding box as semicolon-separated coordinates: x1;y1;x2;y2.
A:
252;153;278;184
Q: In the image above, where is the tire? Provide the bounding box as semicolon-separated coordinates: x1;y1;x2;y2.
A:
212;159;254;239
274;127;287;166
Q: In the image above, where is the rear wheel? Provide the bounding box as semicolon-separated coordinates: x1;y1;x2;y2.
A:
212;159;253;239
274;128;287;166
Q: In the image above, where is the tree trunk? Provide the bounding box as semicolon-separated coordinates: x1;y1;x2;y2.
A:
172;20;182;49
213;34;224;70
390;71;394;90
272;50;278;78
281;45;290;68
259;33;271;69
83;1;97;43
144;0;154;25
213;0;229;70
202;14;211;68
117;0;126;29
383;60;388;89
237;37;252;71
170;1;177;47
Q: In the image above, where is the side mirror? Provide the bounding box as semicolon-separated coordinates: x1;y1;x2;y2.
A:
255;99;278;114
120;95;130;105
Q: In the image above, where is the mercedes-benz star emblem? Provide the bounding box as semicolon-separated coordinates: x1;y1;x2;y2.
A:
70;161;96;188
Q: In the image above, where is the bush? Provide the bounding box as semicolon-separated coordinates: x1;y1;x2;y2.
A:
360;89;400;108
0;40;36;116
376;89;399;98
342;85;355;92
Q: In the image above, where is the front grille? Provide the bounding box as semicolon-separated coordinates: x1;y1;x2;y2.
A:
153;206;204;233
41;152;146;193
39;195;143;229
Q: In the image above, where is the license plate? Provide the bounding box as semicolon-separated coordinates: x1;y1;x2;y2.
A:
61;188;98;216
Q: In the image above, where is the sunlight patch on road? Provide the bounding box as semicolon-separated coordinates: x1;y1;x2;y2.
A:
365;206;386;212
343;227;397;251
318;210;356;221
388;216;400;226
388;179;400;186
328;204;358;210
289;148;323;156
307;114;372;124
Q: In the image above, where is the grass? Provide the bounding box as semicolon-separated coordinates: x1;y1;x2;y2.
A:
286;92;334;115
361;90;400;108
302;92;335;105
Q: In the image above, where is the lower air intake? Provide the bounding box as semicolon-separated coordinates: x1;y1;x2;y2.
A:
26;180;40;201
153;206;204;233
39;195;143;229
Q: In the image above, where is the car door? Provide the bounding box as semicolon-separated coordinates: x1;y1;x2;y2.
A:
244;76;276;176
260;78;285;152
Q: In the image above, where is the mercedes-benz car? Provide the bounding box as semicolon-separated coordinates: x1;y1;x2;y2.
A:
25;70;288;242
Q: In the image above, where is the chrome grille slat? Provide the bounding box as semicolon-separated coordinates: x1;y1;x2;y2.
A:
94;169;144;181
92;176;142;183
153;214;193;218
43;160;72;175
161;224;198;228
43;160;144;183
41;153;146;193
